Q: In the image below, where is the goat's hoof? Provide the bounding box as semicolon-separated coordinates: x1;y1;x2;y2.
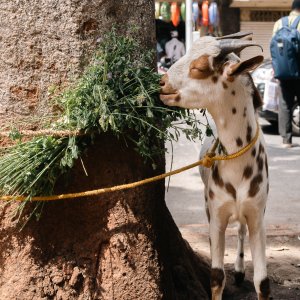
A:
234;271;245;286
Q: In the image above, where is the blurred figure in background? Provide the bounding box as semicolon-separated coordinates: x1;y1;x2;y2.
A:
272;0;300;148
165;30;185;65
156;41;164;62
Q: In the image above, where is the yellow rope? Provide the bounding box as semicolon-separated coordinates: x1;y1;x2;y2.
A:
0;122;260;202
0;129;83;138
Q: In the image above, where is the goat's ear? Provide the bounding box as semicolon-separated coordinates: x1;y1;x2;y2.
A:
227;55;264;77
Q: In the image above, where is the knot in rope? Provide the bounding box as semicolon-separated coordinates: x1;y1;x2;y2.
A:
201;152;216;168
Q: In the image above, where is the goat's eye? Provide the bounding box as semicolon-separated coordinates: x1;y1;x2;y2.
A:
192;67;206;72
189;55;215;79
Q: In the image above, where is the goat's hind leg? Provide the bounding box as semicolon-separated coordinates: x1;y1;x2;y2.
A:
247;214;271;300
234;223;247;285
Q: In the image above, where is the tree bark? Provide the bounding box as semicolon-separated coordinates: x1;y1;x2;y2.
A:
0;1;210;299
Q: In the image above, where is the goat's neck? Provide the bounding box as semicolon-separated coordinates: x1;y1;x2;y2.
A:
208;85;257;155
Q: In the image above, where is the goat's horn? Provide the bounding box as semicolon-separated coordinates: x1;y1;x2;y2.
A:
217;31;253;40
218;39;263;57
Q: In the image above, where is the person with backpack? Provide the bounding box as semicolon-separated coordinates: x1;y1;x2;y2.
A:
271;0;300;148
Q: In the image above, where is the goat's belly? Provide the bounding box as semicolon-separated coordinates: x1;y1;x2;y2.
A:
213;199;248;225
227;206;246;225
228;213;247;225
217;197;264;226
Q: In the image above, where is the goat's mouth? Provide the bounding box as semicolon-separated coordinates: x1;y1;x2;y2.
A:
159;75;180;105
159;92;181;105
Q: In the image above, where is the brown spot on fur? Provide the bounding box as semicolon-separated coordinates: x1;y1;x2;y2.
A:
212;165;224;188
212;76;218;83
252;147;256;157
232;107;237;114
227;76;235;82
211;268;225;288
258;143;262;155
239;253;244;258
265;156;269;178
225;182;236;200
209;189;215;199
189;55;214;80
246;125;252;143
243;166;253;179
256;154;260;163
259;277;271;300
218;143;227;155
243;107;247;117
248;174;263;197
206;208;210;223
257;157;264;171
259;143;265;155
222;81;228;89
247;74;263;110
267;182;269;194
231;90;236;96
206;206;210;223
236;137;243;147
213;56;226;75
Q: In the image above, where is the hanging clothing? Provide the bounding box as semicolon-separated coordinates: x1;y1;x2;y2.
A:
155;2;160;19
181;3;186;22
171;2;180;27
202;0;209;27
160;2;171;22
192;2;199;24
209;1;219;27
165;38;186;63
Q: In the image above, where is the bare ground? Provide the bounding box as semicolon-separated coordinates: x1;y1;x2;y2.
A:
181;224;300;300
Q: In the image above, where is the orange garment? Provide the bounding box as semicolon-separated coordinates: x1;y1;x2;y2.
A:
171;2;180;27
202;0;209;26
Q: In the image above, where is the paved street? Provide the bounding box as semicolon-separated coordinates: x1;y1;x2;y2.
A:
165;116;300;298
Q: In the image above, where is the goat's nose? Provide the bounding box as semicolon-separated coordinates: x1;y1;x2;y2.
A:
160;74;168;87
159;79;166;87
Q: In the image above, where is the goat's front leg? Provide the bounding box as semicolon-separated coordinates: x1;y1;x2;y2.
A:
247;213;270;300
209;216;228;300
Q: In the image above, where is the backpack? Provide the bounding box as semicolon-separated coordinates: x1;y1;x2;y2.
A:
270;16;300;79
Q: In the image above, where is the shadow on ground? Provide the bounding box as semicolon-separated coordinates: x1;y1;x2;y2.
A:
223;265;300;300
189;231;300;300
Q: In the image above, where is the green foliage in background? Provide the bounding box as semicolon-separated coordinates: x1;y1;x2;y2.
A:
0;30;210;221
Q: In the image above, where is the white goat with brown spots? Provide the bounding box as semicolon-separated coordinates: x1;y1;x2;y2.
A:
160;32;270;300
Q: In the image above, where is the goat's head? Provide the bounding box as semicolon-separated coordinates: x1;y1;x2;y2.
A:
160;32;264;109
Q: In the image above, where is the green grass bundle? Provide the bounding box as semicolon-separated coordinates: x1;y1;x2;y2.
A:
0;30;210;219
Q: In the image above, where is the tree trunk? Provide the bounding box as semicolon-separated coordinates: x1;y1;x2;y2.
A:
0;1;210;299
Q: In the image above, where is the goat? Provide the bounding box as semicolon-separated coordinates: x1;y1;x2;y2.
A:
160;32;270;300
